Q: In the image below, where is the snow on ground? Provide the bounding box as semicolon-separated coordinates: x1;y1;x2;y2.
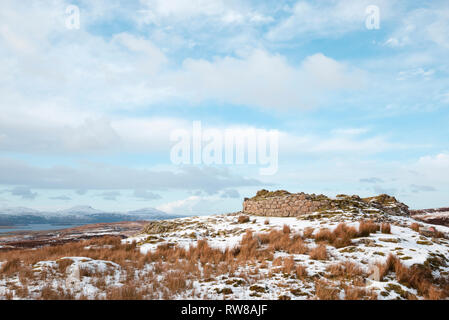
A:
128;214;449;268
1;208;449;300
120;211;449;300
0;256;123;300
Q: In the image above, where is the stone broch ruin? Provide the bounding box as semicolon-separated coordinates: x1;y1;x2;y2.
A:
242;189;409;217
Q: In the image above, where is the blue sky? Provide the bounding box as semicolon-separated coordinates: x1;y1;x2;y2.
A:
1;0;449;214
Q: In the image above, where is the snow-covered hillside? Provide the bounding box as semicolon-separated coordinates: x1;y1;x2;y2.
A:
123;211;449;299
1;205;448;300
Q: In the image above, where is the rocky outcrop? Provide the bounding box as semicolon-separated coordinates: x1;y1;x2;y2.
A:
142;220;184;234
242;189;409;217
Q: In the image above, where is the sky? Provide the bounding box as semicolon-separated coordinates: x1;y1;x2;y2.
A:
1;0;449;214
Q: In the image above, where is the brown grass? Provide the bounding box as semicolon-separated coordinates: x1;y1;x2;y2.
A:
57;259;74;274
303;227;314;238
314;223;357;248
377;254;447;299
309;245;328;260
258;229;308;255
344;286;377;300
1;227;446;300
433;230;446;239
326;261;364;279
238;215;250;223
106;284;143;300
315;228;335;243
315;280;339;300
163;270;189;294
0;236;140;267
1;258;21;276
427;286;444;300
381;223;391;234
18;266;35;285
39;285;62;300
358;220;380;237
410;223;420;232
282;256;295;274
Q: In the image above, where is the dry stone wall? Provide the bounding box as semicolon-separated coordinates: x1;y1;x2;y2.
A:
243;192;331;217
242;190;409;217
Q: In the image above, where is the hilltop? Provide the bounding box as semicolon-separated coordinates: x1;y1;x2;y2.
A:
0;190;448;300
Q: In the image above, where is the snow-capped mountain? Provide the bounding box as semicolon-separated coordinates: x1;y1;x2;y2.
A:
0;206;182;226
0;206;41;216
57;205;105;215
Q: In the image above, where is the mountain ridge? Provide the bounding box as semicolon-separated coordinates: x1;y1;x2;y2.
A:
0;205;182;226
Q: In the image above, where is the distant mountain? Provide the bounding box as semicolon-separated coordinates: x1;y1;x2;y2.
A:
126;207;168;218
57;205;104;215
0;206;182;226
411;207;449;227
0;206;41;216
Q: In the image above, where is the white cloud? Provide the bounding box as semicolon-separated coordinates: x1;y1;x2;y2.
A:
112;33;168;73
414;153;449;182
266;151;449;208
156;196;201;214
267;0;396;41
279;131;400;156
0;3;365;141
220;189;240;198
98;191;121;201
138;0;273;26
156;195;234;215
438;92;449;104
7;187;38;200
332;128;369;135
384;6;449;49
0;159;263;194
396;68;435;81
49;195;72;201
133;189;162;200
166;50;364;109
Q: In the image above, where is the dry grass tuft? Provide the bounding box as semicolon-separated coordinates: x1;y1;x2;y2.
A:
377;253;447;299
381;223;391;234
57;259;74;274
303;227;314;239
314;223;357;248
282;256;295;274
1;258;21;276
344;286;377;300
315;280;339;300
410;223;420;233
358;220;380;237
238;216;250;223
427;286;444;300
106;284;143;300
315;228;335;243
309;245;328;260
295;264;307;279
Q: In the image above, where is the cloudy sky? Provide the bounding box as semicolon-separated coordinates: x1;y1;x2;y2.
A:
1;0;449;214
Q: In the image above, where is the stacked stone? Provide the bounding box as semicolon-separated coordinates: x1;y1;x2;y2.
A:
243;192;333;217
242;191;410;217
